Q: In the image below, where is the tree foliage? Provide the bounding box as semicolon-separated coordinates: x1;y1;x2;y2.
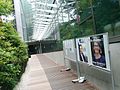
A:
0;0;13;16
60;0;120;40
60;0;93;40
93;0;120;34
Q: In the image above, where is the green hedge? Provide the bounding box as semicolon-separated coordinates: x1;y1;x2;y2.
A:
0;22;28;90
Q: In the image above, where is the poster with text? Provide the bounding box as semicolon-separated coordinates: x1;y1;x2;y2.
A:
63;39;76;61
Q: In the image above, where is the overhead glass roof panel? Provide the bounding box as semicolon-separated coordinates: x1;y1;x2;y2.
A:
20;0;76;41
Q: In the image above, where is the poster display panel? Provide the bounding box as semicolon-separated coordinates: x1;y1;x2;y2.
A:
76;33;110;71
76;37;91;63
63;39;76;61
90;34;110;70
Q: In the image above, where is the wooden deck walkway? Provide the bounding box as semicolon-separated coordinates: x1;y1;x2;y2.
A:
15;54;99;90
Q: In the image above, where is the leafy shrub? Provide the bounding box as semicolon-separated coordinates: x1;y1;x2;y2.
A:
0;22;28;90
0;0;28;89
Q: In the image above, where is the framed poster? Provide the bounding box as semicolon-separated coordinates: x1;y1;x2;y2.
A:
76;33;110;71
90;33;110;70
76;37;91;64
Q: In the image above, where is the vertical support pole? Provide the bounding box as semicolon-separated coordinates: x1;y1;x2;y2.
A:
109;50;115;90
71;0;85;83
74;39;81;78
57;10;60;40
89;0;97;34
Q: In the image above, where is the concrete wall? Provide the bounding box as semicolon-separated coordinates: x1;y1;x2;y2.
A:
69;60;112;90
110;43;120;90
43;51;64;66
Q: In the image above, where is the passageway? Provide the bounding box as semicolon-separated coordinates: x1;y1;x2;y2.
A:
15;54;99;90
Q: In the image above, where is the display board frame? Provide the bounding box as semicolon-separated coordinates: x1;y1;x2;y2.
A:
76;33;110;71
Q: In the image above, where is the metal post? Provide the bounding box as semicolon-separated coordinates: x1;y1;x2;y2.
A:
54;18;57;40
74;39;81;78
39;41;42;54
56;10;60;40
75;0;81;78
109;51;115;90
71;0;86;83
89;0;97;34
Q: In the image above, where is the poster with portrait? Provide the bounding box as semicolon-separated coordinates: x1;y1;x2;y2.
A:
90;33;110;70
76;37;91;64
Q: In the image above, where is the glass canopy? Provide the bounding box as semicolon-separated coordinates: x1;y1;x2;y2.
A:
20;0;76;41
